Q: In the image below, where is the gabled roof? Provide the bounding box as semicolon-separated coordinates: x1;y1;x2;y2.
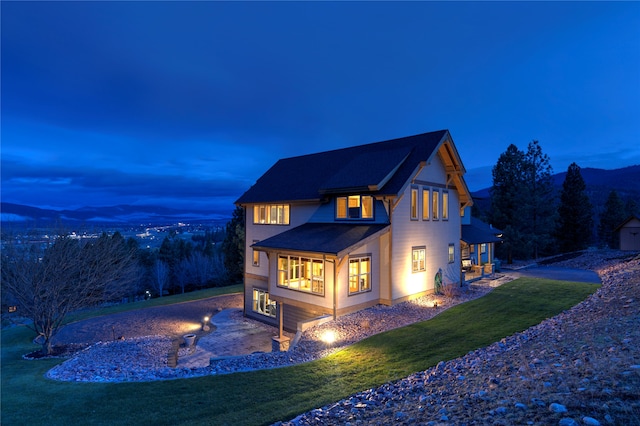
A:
614;215;640;231
236;129;471;205
252;223;390;257
461;217;503;244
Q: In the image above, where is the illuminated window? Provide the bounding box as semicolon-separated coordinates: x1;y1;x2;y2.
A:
349;256;371;294
253;204;290;225
422;188;430;220
442;192;449;220
252;240;260;266
277;255;324;294
410;187;418;220
412;247;426;272
481;244;487;254
432;190;439;220
252;288;276;318
336;195;374;220
448;243;455;263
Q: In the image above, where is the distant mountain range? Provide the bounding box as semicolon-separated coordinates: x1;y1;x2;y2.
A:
471;164;640;217
0;202;230;227
3;165;638;228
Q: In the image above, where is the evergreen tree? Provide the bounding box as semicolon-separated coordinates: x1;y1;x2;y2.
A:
523;140;556;258
556;163;593;252
598;190;627;248
222;206;245;283
490;144;527;263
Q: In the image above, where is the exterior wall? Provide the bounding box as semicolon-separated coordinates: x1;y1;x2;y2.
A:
244;203;319;275
390;156;462;301
619;218;640;251
334;239;382;312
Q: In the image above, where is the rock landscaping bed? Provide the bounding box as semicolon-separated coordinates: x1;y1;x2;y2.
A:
279;252;640;426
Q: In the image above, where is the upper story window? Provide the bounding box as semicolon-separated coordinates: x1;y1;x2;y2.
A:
422;188;430;220
410;188;418;220
442;191;449;220
432;190;439;220
277;255;324;295
336;195;373;220
253;204;290;225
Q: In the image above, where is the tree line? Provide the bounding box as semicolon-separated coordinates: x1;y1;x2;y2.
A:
486;141;638;263
1;214;246;355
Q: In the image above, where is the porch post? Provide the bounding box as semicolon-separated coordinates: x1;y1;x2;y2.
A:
279;302;284;339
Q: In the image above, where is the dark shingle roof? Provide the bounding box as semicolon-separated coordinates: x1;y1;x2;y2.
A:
461;217;503;244
252;223;390;256
236;130;448;204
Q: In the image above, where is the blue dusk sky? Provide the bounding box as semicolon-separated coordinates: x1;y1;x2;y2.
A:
2;1;639;218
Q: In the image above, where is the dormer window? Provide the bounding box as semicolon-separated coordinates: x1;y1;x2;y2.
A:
336;195;374;219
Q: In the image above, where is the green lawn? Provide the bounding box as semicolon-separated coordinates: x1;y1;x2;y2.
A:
1;278;598;426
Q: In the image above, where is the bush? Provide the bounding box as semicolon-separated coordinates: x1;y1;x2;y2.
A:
441;282;461;299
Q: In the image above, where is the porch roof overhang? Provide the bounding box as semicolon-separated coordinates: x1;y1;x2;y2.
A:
461;225;503;244
252;223;390;258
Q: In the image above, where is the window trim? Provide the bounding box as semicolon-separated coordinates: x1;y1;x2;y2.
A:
422;188;430;221
410;187;419;220
336;195;374;220
412;246;426;273
277;254;325;295
252;288;276;318
432;190;439;220
252;240;260;267
253;204;290;225
442;191;449;221
348;255;372;295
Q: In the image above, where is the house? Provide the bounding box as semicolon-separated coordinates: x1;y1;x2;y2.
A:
461;208;503;277
235;129;472;345
615;216;640;251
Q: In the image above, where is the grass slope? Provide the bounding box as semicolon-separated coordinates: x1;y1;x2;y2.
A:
1;278;597;426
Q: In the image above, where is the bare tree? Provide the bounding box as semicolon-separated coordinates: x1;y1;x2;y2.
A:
150;259;170;297
1;233;139;355
179;251;226;289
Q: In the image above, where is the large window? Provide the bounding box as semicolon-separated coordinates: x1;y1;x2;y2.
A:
432;190;439;220
422;188;430;220
253;204;290;225
448;243;455;263
349;256;371;294
336;195;373;220
277;255;324;294
442;191;449;220
412;247;426;272
410;188;418;220
252;289;276;318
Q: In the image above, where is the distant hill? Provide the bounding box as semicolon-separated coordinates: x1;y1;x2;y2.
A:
0;202;230;228
471;165;640;219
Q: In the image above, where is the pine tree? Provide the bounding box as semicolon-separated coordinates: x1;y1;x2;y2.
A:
523;140;556;258
490;144;527;263
598;190;627;248
556;163;593;252
222;206;245;283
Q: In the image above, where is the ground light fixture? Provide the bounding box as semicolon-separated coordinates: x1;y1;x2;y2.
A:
202;315;211;331
320;330;337;345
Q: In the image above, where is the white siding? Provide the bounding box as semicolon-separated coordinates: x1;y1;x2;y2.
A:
390;156;461;301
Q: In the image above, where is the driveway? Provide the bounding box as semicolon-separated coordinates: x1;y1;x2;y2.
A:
507;265;601;284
